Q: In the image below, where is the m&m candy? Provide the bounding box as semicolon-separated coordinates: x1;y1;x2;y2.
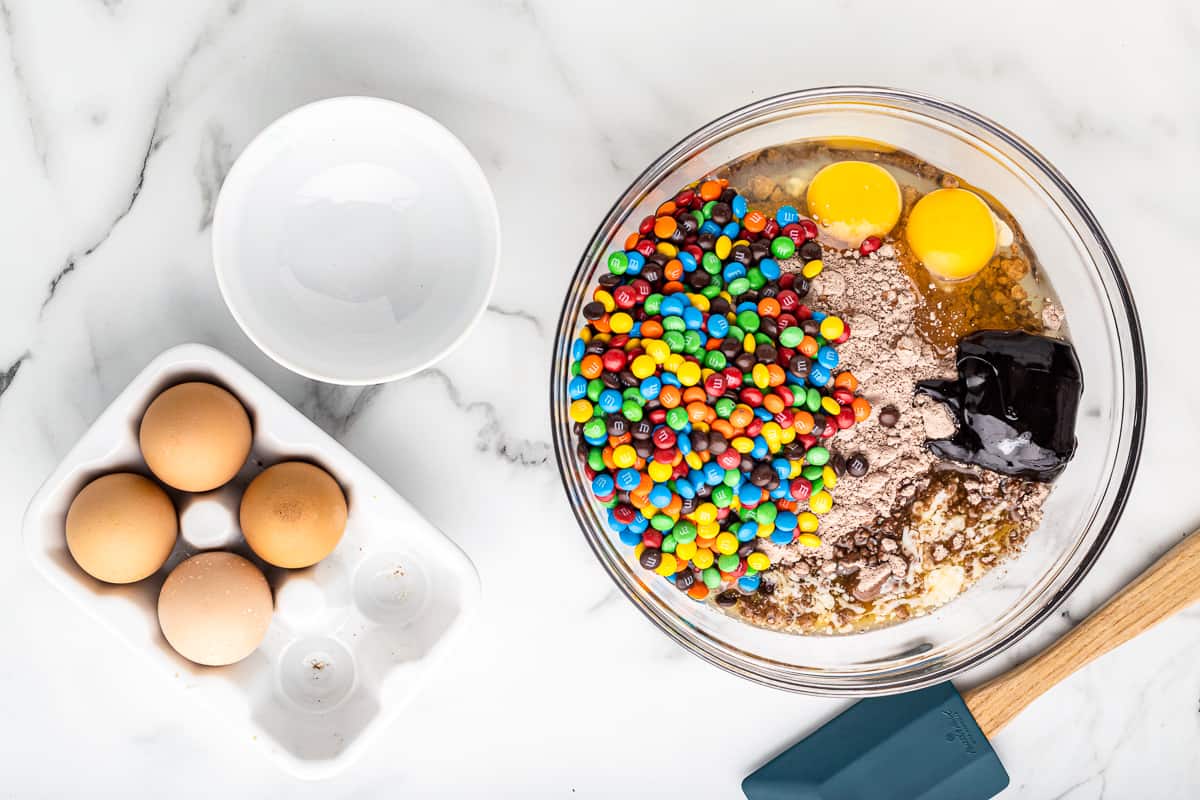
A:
568;179;874;605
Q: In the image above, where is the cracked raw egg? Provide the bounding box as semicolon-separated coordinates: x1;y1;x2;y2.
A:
805;160;901;246
905;188;998;281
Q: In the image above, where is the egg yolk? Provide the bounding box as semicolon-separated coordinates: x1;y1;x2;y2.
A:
805;161;902;246
905;188;998;281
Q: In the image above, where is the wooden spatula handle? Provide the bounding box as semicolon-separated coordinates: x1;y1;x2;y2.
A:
962;529;1200;738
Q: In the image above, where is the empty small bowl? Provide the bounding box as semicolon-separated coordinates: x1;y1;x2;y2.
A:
213;96;500;384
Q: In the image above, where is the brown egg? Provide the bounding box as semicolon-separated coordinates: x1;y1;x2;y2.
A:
240;462;347;568
66;473;177;584
139;382;252;492
157;552;273;666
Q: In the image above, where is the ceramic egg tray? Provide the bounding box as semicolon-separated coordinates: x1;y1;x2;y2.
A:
22;344;480;779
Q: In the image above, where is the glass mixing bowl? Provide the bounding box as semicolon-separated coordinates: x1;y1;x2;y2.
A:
551;87;1145;695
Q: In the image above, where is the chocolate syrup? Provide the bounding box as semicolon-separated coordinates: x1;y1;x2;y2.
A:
916;330;1083;482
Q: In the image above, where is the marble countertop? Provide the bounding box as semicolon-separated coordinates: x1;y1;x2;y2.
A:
2;1;1197;797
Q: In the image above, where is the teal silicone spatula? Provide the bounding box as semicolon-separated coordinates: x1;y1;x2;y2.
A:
744;529;1200;800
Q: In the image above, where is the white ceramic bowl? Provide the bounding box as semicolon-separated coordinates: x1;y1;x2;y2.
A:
213;97;500;384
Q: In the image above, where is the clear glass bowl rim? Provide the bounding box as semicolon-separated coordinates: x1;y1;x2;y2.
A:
551;86;1147;695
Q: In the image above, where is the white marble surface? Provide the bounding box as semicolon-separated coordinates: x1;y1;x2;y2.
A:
1;1;1196;797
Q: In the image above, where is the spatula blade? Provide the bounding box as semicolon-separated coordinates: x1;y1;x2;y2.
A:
742;682;1008;800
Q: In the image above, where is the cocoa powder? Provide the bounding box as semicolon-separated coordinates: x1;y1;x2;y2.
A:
760;245;955;566
733;245;1052;633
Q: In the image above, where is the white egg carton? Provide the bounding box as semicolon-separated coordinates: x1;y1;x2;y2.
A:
22;343;480;779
